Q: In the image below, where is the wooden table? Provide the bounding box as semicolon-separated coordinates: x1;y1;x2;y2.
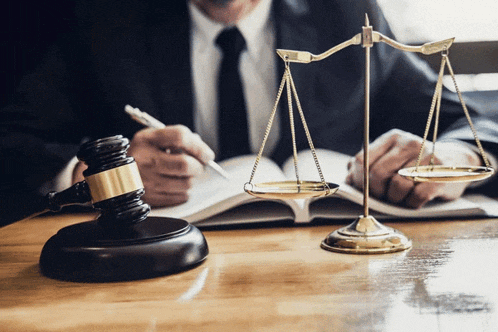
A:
2;213;498;331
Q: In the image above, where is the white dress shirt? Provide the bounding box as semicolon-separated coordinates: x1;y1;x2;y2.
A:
188;0;279;157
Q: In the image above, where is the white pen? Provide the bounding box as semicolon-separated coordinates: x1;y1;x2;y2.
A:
125;104;231;180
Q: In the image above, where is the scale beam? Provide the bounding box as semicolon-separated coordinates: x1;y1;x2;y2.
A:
373;33;454;55
277;33;454;64
277;33;362;63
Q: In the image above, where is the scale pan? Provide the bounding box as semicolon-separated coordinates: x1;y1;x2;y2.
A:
398;165;494;182
244;181;339;200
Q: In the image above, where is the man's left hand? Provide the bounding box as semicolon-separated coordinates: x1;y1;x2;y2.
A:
346;129;482;208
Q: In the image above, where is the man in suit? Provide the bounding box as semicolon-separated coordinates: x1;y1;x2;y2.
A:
1;0;497;219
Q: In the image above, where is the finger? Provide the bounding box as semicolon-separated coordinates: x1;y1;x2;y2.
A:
401;152;443;208
345;157;364;190
368;146;417;198
383;150;440;205
352;129;410;167
347;129;413;190
132;146;159;168
140;174;193;207
385;159;417;204
152;152;205;177
364;131;399;165
145;125;215;164
133;144;205;177
369;133;428;198
405;179;470;208
404;182;443;208
143;175;195;195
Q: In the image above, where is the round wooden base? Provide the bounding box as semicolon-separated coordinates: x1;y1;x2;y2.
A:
39;217;208;282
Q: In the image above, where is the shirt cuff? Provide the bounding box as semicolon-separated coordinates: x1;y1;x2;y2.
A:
39;156;80;194
459;141;497;188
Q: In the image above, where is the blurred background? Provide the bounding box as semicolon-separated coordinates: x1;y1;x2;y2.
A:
3;1;498;108
378;0;498;95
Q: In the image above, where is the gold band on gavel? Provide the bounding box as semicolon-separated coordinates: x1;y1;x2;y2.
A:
85;163;144;203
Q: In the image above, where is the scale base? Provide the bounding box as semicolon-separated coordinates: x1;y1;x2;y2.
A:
321;215;412;254
39;216;208;282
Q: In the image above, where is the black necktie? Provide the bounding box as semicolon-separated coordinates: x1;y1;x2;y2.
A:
216;27;250;160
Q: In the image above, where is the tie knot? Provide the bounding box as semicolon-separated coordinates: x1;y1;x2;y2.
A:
216;27;246;57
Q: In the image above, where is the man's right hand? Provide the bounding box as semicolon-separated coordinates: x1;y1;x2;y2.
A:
127;125;215;207
73;125;215;207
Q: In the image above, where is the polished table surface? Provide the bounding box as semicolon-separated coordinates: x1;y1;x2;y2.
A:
1;213;498;331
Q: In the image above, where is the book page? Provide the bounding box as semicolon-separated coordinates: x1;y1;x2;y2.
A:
195;200;296;227
282;149;350;185
149;155;289;222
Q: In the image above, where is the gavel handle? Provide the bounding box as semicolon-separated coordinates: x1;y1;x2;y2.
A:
0;181;92;227
45;181;92;212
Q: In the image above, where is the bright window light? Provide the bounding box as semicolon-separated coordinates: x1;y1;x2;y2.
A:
378;0;498;91
444;73;498;92
377;0;498;43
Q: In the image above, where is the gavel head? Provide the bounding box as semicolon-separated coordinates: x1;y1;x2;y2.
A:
77;135;150;226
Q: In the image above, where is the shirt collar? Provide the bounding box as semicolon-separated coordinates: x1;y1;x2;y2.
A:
188;0;273;58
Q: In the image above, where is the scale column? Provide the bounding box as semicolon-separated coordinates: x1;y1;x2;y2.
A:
362;14;374;217
320;15;412;254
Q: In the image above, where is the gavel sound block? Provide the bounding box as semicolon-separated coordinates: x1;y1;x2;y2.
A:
39;135;208;282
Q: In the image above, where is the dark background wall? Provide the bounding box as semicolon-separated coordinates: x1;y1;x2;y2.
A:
2;1;75;107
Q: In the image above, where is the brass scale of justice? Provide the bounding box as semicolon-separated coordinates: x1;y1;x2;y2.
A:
243;15;495;254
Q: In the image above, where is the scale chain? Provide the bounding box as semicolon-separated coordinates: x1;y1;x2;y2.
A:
445;56;491;168
415;55;446;169
247;63;288;184
286;66;301;186
415;53;491;170
430;61;444;166
288;68;330;192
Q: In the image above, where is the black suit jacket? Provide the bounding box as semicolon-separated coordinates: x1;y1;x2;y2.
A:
1;0;497;223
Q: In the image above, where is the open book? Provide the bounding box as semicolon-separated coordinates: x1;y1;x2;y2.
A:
150;149;498;226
